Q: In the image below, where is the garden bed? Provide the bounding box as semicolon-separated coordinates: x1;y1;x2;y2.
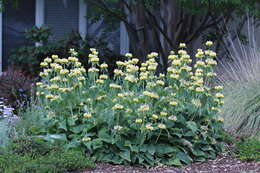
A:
83;154;260;173
1;44;259;173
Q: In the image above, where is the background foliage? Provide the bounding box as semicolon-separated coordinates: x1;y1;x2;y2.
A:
0;69;34;113
2;0;260;72
85;0;260;71
9;26;123;77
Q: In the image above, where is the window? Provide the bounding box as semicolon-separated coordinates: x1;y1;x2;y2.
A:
44;0;79;40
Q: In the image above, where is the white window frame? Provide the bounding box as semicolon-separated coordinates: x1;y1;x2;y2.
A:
0;4;2;73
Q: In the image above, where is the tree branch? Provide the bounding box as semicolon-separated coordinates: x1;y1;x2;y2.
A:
121;0;132;13
88;0;136;32
184;0;212;43
141;0;175;49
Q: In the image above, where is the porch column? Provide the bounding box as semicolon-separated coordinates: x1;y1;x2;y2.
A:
120;22;129;55
36;0;45;27
79;0;87;39
35;0;44;47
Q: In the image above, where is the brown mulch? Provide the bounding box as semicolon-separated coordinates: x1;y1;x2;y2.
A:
82;153;260;173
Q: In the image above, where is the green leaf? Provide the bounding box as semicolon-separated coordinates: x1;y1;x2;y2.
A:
98;128;112;143
119;150;131;162
184;131;195;137
167;158;182;166
91;139;103;150
136;154;145;164
58;120;67;131
140;144;148;152
176;152;192;165
83;141;92;151
65;138;80;149
144;152;154;162
70;125;85;134
147;144;156;155
171;128;183;138
67;117;76;126
136;133;146;145
156;144;178;155
192;149;205;156
173;132;183;138
44;134;67;142
186;121;198;133
201;145;213;151
194;156;206;162
129;145;139;153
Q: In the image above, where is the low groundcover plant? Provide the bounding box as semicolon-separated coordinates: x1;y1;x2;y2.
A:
30;42;225;167
0;137;95;173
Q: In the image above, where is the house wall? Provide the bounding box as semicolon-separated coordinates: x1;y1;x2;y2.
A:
1;0;35;71
0;0;129;72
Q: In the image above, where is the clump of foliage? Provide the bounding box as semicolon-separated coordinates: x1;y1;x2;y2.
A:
28;42;225;167
0;137;95;173
219;130;237;145
0;120;12;147
217;26;260;136
0;69;34;113
25;26;52;44
15;103;46;136
9;26;123;77
235;137;260;161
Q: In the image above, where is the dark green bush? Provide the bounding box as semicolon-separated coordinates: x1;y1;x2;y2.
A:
9;26;124;77
0;137;95;173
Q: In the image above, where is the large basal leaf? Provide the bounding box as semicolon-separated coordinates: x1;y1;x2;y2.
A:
98;128;113;143
155;144;178;155
70;124;85;134
67;117;76;126
119;150;131;162
191;149;205;156
44;133;67;142
91;139;103;150
166;158;183;166
58;120;67;131
176;151;192;165
186;121;198;133
147;144;156;155
65;138;80;149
